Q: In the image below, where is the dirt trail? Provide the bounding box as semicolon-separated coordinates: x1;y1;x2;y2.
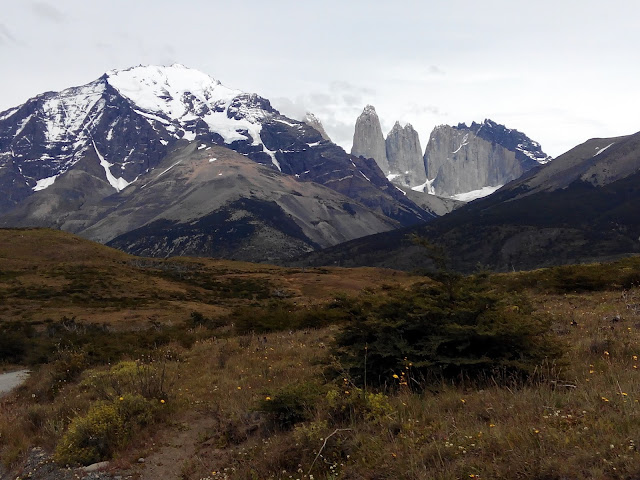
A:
0;369;29;397
133;411;219;480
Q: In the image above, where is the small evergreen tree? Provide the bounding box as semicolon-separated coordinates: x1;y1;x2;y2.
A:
332;276;563;388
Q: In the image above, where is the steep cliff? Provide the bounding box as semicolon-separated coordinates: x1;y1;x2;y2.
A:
385;122;426;187
351;105;389;173
423;120;549;197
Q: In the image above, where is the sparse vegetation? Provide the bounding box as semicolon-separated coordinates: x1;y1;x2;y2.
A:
3;229;640;479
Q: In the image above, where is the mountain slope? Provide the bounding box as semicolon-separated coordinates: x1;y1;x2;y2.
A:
297;130;640;271
3;142;401;262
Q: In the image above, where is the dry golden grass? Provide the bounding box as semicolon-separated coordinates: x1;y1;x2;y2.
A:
3;228;640;479
143;286;640;480
0;229;410;330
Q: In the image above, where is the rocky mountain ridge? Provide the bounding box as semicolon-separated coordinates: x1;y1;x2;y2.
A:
302;112;331;142
385;121;426;188
350;105;389;174
349;106;551;198
298;129;640;271
424;121;546;197
0;65;438;261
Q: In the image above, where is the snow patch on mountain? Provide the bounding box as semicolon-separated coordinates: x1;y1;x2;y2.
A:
155;159;183;179
451;185;502;202
411;179;435;195
452;134;469;154
106;64;240;119
106;64;281;171
41;82;106;144
93;141;130;191
32;175;58;191
594;142;615;157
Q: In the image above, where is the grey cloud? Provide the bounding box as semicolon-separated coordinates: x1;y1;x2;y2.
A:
94;41;110;50
408;104;446;116
271;79;384;151
271;96;308;120
342;94;362;106
0;24;18;45
427;65;445;75
329;80;375;96
30;2;65;23
309;93;332;105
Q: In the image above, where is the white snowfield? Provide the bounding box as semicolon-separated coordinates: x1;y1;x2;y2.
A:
107;64;280;171
451;185;503;202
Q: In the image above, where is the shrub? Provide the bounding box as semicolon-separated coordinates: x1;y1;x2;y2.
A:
0;330;26;362
332;278;564;388
54;402;123;465
54;394;159;466
81;359;170;401
185;311;225;330
234;299;351;335
325;386;394;425
256;382;323;430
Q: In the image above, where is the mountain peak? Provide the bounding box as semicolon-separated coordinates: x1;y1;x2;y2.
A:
361;104;378;116
302;112;331;142
105;64;242;120
352;105;388;172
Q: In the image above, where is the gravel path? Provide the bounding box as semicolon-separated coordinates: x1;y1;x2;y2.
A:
0;369;29;397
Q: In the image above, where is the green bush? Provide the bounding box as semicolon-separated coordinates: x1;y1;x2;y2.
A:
54;402;123;465
256;382;323;430
325;386;394;424
81;359;169;401
54;394;159;466
332;278;564;388
234;299;351;335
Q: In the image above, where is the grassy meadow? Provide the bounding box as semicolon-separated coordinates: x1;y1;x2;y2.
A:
2;228;640;479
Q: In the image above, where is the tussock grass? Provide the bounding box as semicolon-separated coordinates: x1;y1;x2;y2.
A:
3;229;640;478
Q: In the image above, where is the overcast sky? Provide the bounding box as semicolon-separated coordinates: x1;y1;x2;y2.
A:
1;0;639;157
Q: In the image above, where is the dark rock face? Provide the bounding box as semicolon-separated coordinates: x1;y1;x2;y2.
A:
423;120;551;197
107;198;319;263
385;122;426;187
351;105;389;173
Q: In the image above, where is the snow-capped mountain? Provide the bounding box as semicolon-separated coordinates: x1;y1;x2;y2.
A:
0;65;434;260
0;65;284;197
